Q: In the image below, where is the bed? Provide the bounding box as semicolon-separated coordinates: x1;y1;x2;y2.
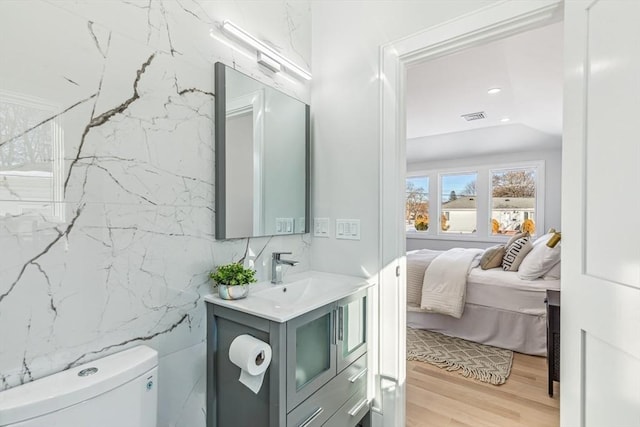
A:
407;248;560;356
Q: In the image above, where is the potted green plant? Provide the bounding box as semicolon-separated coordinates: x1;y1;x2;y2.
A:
210;262;257;300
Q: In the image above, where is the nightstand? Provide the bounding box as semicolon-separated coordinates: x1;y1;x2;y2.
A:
545;289;560;397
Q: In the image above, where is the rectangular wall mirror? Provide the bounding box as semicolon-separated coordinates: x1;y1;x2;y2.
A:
214;62;310;240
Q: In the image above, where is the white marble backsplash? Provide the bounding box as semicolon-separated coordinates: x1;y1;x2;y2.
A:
0;1;310;426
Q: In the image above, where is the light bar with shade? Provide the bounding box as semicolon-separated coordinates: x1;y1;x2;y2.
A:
220;20;312;81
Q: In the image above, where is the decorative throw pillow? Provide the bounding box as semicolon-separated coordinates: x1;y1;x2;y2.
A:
502;235;533;271
506;231;529;248
517;240;561;280
479;245;506;270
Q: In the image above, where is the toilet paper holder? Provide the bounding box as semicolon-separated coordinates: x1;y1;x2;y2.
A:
255;350;265;366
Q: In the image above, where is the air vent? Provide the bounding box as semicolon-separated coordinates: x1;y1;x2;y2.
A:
461;111;486;121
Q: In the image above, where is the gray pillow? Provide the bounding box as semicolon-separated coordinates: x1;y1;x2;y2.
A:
502;236;533;271
480;245;506;270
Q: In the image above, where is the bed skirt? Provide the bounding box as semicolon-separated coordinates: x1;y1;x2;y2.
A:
407;303;547;356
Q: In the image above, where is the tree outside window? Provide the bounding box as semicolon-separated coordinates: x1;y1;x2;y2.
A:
406;177;429;231
490;168;537;235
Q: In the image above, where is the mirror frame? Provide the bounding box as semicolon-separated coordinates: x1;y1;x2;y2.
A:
214;62;310;240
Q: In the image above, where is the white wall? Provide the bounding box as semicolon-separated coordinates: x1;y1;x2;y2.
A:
310;0;498;276
0;2;310;426
407;148;562;251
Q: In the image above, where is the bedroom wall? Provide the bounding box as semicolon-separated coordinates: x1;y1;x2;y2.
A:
406;148;562;251
310;0;498;277
0;2;310;426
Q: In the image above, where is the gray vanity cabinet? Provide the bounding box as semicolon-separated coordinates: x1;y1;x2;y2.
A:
336;292;367;373
286;303;337;410
207;288;369;427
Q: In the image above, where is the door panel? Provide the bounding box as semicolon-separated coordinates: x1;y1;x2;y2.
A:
584;333;640;427
563;0;640;425
584;0;640;289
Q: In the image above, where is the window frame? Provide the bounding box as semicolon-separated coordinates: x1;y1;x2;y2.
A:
488;164;544;238
438;170;479;237
405;172;431;236
405;161;545;242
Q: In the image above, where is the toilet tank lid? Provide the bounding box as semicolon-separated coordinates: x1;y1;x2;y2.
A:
0;345;158;425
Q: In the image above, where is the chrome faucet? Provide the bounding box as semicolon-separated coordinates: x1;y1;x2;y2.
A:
271;252;298;284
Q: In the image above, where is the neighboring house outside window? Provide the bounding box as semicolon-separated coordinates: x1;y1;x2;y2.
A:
406;162;544;241
490;167;537;235
440;172;477;234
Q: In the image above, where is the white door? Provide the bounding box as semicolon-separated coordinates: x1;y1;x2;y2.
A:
562;1;640;425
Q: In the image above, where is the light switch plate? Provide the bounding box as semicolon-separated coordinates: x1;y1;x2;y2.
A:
275;218;294;234
336;219;360;240
314;218;330;237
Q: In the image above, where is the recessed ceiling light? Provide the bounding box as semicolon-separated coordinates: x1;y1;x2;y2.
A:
500;117;510;122
487;87;502;95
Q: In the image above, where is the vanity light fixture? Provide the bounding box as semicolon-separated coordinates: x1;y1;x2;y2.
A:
487;87;502;95
257;52;281;73
221;20;312;81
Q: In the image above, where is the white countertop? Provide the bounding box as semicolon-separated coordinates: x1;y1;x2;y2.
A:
204;270;374;322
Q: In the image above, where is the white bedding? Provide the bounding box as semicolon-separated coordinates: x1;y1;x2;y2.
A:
407;249;560;316
408;266;560;314
406;248;560;355
466;268;560;314
419;248;484;318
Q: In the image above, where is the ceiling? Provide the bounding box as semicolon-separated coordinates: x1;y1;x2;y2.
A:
406;22;563;164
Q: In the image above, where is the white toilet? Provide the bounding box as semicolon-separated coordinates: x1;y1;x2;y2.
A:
0;346;158;427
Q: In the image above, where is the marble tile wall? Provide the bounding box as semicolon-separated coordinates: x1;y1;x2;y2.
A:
0;1;310;425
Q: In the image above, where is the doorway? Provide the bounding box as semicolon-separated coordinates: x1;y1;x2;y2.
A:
375;1;564;426
403;23;562;426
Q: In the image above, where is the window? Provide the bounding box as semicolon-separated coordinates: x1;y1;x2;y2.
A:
490;167;537;235
440;172;477;234
406;176;429;232
406;161;544;241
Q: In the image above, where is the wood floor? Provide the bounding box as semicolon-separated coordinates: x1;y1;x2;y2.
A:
406;352;560;427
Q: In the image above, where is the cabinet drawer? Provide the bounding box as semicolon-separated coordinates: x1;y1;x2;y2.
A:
323;387;369;427
287;353;367;427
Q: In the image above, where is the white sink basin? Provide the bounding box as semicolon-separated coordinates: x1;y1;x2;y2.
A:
204;271;373;322
253;277;345;306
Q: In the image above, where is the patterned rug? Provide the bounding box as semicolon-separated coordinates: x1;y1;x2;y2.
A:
407;327;513;385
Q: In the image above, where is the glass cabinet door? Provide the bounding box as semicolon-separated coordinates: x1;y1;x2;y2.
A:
337;291;367;372
286;303;337;410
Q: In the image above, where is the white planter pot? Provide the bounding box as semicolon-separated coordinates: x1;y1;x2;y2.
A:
217;283;249;300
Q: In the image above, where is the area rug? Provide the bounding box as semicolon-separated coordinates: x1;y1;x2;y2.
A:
406;327;513;385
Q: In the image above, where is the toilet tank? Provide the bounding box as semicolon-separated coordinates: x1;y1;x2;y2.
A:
0;346;158;427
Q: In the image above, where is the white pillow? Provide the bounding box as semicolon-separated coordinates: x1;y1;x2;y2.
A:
517;241;561;280
533;232;555;247
543;261;561;280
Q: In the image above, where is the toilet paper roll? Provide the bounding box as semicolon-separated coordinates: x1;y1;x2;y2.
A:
228;334;272;394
